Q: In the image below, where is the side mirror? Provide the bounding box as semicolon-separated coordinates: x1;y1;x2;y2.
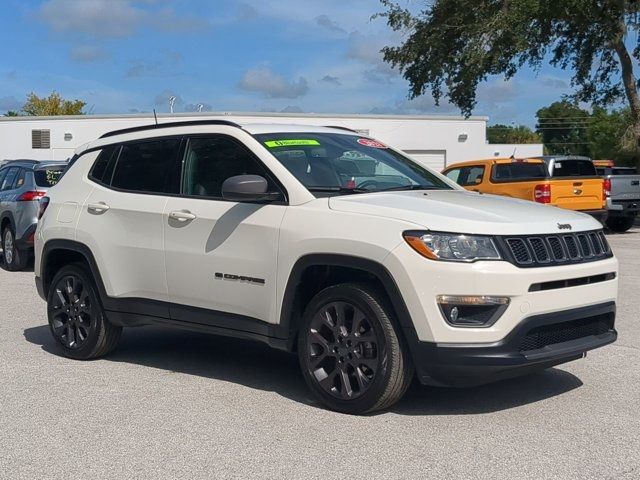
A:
221;175;280;202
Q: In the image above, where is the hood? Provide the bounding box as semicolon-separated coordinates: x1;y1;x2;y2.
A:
329;190;601;235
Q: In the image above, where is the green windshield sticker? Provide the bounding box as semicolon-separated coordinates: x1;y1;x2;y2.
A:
265;139;321;148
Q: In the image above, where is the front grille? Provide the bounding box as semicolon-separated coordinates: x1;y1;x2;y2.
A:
506;238;532;264
529;272;616;292
501;230;612;267
519;314;614;352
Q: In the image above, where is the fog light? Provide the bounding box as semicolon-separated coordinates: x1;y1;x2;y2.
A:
436;295;509;328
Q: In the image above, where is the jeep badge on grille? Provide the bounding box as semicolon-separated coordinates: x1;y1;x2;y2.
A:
557;223;573;230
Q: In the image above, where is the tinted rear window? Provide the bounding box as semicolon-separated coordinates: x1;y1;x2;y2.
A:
110;138;181;194
551;160;596;177
492;163;547;181
34;167;65;187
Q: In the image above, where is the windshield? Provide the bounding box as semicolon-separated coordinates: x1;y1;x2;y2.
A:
34;167;65;187
254;132;452;195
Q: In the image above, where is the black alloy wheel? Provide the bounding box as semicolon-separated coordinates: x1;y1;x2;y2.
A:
306;301;379;400
47;264;122;359
298;283;413;414
50;274;94;349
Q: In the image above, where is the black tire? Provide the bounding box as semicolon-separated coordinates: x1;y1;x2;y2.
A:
47;264;121;360
297;283;413;414
2;225;28;271
606;215;636;233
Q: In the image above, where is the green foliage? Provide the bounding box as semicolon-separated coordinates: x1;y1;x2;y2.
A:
535;101;590;156
487;124;541;144
21;92;86;116
4;110;20;117
379;0;640;115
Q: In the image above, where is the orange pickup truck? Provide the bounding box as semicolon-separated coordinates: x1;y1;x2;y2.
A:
442;157;607;221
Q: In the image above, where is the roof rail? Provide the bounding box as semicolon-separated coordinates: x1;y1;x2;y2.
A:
1;159;40;166
99;119;243;139
323;125;359;133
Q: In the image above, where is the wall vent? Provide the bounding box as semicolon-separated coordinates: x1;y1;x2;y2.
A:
32;129;51;149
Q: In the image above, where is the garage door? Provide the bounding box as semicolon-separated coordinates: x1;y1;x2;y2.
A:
402;150;447;171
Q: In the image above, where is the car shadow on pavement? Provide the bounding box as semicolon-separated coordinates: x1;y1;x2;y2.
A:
23;324;583;416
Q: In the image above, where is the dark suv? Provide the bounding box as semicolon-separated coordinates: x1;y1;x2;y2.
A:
0;160;67;270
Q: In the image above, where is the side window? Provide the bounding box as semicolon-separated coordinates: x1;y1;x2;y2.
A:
15;169;26;189
110;138;181;194
444;168;461;183
182;136;278;198
0;169;8;189
89;145;120;185
455;166;485;186
1;167;19;191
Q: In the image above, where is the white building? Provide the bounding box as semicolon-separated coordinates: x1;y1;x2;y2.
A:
0;112;542;170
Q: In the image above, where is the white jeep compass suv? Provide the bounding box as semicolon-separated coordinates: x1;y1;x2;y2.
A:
34;120;618;414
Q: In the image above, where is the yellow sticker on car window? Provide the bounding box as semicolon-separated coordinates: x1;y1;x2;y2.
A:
265;139;320;148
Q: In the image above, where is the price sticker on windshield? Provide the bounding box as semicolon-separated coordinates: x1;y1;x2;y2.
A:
357;138;387;149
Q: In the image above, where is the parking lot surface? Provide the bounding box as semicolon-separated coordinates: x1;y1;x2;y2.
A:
1;229;639;480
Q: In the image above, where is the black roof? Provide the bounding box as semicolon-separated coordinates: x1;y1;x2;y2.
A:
99;119;243;139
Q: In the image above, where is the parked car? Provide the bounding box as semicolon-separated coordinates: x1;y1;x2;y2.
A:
34;121;617;414
596;165;640;232
0;160;67;270
442;157;607;221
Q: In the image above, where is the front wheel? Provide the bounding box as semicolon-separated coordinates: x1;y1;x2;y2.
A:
298;283;413;414
606;215;636;233
47;264;122;359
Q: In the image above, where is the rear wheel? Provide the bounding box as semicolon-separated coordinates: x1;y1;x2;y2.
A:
606;215;636;233
47;264;121;359
298;283;413;414
2;226;27;271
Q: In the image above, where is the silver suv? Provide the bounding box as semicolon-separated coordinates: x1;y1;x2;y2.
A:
0;160;67;270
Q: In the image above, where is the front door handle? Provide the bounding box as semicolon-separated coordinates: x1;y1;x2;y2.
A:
87;202;110;214
169;210;197;222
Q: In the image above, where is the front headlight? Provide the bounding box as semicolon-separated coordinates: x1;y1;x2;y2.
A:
403;231;502;262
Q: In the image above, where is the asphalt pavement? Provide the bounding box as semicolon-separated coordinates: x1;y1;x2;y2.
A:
1;229;639;479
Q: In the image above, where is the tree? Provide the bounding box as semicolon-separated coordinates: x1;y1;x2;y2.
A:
4;110;19;117
487;124;541;144
535;101;590;156
21;92;86;116
379;0;640;170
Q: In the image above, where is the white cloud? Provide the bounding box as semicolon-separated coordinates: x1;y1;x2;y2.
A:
70;45;109;63
319;75;341;85
238;67;309;99
39;0;143;38
38;0;209;38
315;15;345;33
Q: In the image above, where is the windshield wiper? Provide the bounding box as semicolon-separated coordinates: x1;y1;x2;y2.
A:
307;186;370;194
376;185;448;192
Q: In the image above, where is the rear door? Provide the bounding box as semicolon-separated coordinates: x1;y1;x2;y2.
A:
550;159;603;211
78;138;182;309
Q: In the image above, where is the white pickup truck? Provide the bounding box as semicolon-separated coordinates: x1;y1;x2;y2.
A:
597;166;640;232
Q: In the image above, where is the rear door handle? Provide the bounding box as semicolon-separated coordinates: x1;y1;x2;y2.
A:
169;210;197;222
87;202;110;214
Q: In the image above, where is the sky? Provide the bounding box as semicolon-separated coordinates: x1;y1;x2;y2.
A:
0;0;584;126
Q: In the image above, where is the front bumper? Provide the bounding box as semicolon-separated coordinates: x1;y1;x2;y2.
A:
408;302;616;387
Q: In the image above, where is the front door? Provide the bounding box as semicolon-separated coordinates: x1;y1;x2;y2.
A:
163;135;287;329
